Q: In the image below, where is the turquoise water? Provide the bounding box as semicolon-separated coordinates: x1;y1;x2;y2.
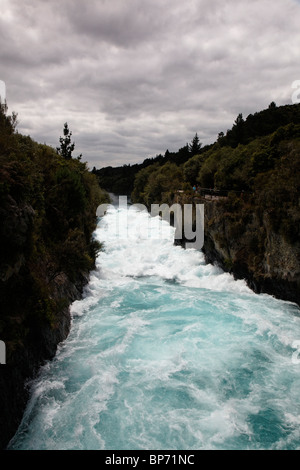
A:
9;204;300;450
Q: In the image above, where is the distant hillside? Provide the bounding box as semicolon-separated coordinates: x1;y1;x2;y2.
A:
93;102;300;196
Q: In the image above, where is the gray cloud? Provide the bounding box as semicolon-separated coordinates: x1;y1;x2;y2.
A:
1;0;300;168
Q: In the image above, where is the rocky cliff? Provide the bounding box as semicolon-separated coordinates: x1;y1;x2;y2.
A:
200;196;300;306
0;195;93;450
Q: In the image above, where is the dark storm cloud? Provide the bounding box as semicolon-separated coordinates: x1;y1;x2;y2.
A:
1;0;300;167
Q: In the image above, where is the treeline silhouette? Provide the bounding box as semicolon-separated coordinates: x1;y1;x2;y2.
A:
93;103;300;195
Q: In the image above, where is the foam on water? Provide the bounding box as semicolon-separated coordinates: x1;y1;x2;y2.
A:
8;205;300;450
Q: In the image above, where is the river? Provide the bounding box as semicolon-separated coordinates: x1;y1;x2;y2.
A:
8;199;300;450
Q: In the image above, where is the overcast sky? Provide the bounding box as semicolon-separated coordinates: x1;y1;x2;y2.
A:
1;0;300;168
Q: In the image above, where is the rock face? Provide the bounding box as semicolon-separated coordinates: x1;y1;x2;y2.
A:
202;199;300;306
0;269;89;450
0;196;34;283
0;197;92;449
172;195;300;307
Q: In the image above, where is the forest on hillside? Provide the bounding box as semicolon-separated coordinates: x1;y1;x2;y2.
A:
93;102;300;203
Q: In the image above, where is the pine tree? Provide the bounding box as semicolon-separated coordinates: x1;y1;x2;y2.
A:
231;113;245;145
268;101;277;109
57;123;75;160
189;133;202;156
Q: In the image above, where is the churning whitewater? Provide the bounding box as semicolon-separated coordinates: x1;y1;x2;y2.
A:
9;202;300;450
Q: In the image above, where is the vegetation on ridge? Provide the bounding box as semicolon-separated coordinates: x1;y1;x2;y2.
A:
93;102;300;199
0;103;108;357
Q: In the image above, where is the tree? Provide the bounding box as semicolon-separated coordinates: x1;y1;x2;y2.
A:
183;154;204;183
0;100;18;135
217;131;226;146
57;122;75;160
189;133;202;156
230;113;245;145
234;113;244;126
